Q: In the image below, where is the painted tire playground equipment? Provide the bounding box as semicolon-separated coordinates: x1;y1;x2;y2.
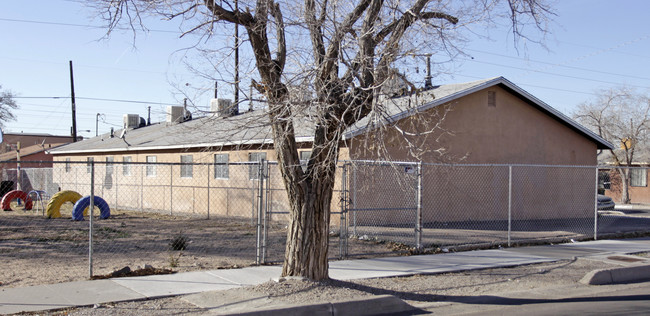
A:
46;190;82;218
1;190;33;211
72;196;110;221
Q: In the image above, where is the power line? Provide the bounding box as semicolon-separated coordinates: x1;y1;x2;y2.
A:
466;48;650;81
12;96;180;106
0;17;181;34
460;58;650;89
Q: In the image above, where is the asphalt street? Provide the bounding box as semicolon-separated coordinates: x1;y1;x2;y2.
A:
422;281;650;315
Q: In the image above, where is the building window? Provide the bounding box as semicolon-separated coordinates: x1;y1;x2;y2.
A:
300;151;311;172
65;158;71;173
146;156;157;177
86;157;94;173
488;90;496;107
630;168;647;187
249;152;267;180
106;156;114;175
214;154;229;179
123;156;132;176
180;155;193;178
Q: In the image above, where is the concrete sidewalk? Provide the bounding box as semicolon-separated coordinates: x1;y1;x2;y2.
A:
2;238;650;315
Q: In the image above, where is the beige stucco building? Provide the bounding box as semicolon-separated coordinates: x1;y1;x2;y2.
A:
48;77;612;223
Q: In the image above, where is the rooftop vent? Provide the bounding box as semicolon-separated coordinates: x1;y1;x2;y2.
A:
123;114;140;129
381;69;408;97
167;106;185;123
210;98;238;117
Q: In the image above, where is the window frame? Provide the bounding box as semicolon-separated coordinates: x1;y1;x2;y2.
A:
214;153;229;179
180;155;193;178
248;152;267;180
146;155;157;177
630;168;647;187
105;156;114;175
122;156;132;176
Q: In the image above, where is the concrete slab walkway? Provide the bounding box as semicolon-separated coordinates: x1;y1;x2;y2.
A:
1;238;650;315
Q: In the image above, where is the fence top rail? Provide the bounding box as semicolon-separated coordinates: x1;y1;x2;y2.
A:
342;160;601;169
5;159;642;169
7;160;272;166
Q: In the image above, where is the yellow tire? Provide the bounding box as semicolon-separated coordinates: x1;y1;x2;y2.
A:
46;190;83;218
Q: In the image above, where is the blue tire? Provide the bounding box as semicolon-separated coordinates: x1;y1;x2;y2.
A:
72;196;110;221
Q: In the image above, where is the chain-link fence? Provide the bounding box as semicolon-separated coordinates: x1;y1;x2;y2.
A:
339;161;650;258
2;160;650;288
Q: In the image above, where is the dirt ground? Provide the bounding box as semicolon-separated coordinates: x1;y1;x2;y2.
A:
2;202;646;289
0;205;394;288
21;256;628;315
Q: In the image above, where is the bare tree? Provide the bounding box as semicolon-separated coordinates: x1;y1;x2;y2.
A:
90;0;553;280
574;87;650;204
0;85;18;128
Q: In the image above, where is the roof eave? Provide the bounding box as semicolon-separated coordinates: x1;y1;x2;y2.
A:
48;136;316;155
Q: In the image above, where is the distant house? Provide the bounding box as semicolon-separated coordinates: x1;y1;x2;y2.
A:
0;143;67;169
598;150;650;204
0;133;79;194
0;132;79;170
48;77;612;222
0;133;79;154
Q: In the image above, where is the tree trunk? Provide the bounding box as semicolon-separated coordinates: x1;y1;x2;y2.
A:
281;175;334;280
618;168;630;204
273;119;340;281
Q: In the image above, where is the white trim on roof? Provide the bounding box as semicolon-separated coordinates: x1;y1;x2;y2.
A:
47;136;315;155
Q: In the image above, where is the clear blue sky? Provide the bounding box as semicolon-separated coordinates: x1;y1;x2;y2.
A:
1;0;649;138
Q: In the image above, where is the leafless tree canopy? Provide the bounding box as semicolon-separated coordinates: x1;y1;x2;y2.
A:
90;0;553;280
574;87;650;203
0;85;18;128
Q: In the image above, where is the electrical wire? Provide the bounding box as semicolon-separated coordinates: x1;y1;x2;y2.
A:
12;96;179;106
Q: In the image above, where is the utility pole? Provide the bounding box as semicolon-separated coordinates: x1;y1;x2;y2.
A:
69;60;78;142
234;0;239;114
95;113;100;136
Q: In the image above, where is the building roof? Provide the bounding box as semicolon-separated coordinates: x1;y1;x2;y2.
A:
0;143;65;161
3;132;68;137
48;76;614;155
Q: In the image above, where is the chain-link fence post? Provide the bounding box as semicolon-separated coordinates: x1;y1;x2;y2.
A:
352;162;357;237
339;163;348;259
207;162;211;219
415;162;423;249
140;163;144;212
594;167;599;240
262;160;269;263
256;159;265;265
88;160;95;278
169;164;173;216
251;164;257;226
508;165;512;247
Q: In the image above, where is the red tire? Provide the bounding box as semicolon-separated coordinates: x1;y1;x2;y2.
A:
1;190;33;211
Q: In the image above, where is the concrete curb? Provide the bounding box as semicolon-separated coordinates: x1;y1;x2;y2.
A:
218;295;418;316
580;264;650;285
615;204;650;211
